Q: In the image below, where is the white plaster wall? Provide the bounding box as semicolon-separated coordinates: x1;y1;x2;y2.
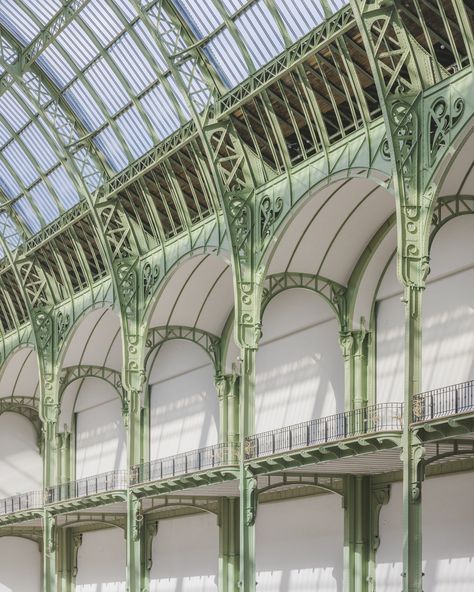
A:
376;472;474;591
0;537;41;592
256;290;344;433
256;493;344;591
376;481;402;592
149;341;218;459
376;217;474;402
423;471;474;591
150;513;218;592
75;379;126;479
0;413;42;497
75;528;126;592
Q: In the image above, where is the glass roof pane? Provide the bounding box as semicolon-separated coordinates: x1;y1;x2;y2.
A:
94;126;129;171
57;20;98;70
0;92;30;132
110;0;138;22
30;182;60;223
48;166;80;210
19;123;58;173
37;44;76;89
0;211;22;250
132;21;169;72
3;142;39;187
172;0;224;38
0;3;39;44
64;78;107;130
19;0;62;24
274;0;326;41
14;197;42;234
80;0;125;47
116;107;153;159
84;58;130;116
109;32;158;95
0;159;21;198
204;29;249;87
235;1;285;68
140;85;182;140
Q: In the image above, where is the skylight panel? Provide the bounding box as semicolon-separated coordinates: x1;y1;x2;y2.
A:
3;142;39;187
0;160;21;198
84;58;130;116
48;166;80;210
19;123;58;173
132;20;169;72
109;32;157;95
0;92;30;132
13;197;42;235
222;0;246;13
38;44;76;89
111;0;138;22
64;79;107;130
116;107;153;159
140;85;182;140
0;211;22;250
94;126;129;171
80;0;126;47
30;182;60;223
235;1;285;68
25;0;63;24
0;124;11;149
204;28;249;87
57;20;99;70
274;0;326;41
172;0;224;38
0;3;39;44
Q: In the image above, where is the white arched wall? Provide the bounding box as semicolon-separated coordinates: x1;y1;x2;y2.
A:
376;214;474;403
256;493;344;591
150;512;219;592
0;347;39;398
376;472;474;592
75;527;126;592
66;378;126;479
148;340;218;459
422;216;474;390
0;413;42;497
0;537;41;592
256;289;344;433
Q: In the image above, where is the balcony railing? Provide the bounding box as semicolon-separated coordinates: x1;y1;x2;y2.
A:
0;490;43;516
245;402;404;459
130;442;240;486
413;379;474;422
46;469;128;504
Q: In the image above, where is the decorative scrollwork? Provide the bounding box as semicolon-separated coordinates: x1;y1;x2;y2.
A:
143;262;160;300
259;194;283;244
229;196;250;262
429;96;464;165
56;310;70;349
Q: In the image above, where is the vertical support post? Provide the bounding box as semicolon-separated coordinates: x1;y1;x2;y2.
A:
402;285;425;592
367;483;390;591
43;509;57;592
219;498;240;592
239;346;258;592
126;491;144;592
344;476;371;592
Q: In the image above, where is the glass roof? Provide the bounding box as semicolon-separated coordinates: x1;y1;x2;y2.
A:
0;0;347;251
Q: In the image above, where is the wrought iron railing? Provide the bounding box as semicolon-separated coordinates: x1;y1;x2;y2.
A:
413;379;474;422
0;490;43;516
46;469;128;504
245;403;404;459
130;442;240;486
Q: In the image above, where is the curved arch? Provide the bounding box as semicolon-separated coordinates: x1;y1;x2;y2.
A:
430;195;474;249
61;518;126;531
142;243;231;331
143;502;218;517
145;326;221;374
0;397;41;441
59;366;124;403
258;481;342;497
260;168;394;274
261;273;347;331
0;343;37;385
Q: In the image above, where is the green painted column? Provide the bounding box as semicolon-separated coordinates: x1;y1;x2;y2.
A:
239;346;258;592
344;476;370;592
219;498;240;592
43;509;57;592
402;285;425;592
126;491;144;592
367;483;390;591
